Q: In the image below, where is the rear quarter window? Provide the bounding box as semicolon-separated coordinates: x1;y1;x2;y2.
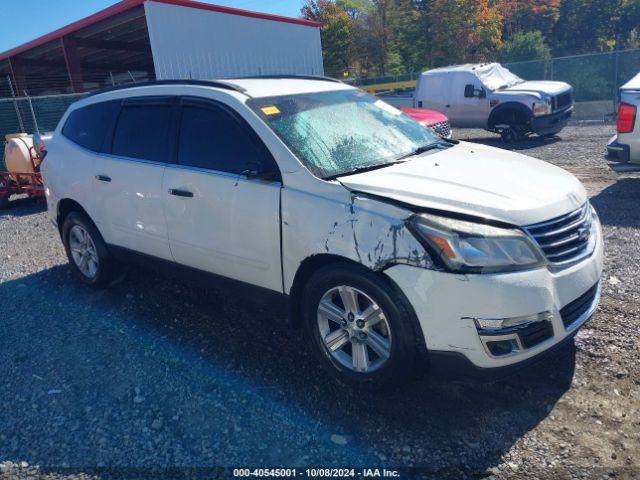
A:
62;100;120;152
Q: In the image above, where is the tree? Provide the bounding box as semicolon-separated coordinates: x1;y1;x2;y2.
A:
496;0;561;41
428;0;503;66
617;0;640;47
552;0;619;55
387;0;428;72
301;0;356;75
499;31;552;62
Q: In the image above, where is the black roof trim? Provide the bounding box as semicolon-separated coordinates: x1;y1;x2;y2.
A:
84;79;248;98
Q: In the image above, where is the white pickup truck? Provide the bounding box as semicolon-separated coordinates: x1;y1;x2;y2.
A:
607;72;640;163
414;63;574;142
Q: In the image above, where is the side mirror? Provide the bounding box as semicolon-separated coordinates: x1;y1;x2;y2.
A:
464;84;475;98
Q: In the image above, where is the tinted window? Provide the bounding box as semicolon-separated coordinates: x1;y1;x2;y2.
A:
62;101;120;152
112;103;172;162
178;104;268;174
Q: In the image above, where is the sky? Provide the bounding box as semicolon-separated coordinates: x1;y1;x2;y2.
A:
0;0;305;53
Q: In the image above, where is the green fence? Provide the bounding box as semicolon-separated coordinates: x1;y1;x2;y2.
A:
505;49;640;103
0;94;83;171
0;93;83;139
345;48;640;105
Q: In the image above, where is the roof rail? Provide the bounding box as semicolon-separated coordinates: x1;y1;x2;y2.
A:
236;74;344;84
84;79;248;98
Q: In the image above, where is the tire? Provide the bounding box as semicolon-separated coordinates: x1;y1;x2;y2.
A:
0;196;9;210
302;263;423;390
540;133;557;139
62;211;113;287
500;125;527;144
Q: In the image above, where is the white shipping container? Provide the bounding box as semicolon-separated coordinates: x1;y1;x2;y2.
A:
145;1;324;80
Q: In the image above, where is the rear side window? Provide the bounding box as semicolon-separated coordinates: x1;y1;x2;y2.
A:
62;101;120;152
112;102;173;162
178;104;273;175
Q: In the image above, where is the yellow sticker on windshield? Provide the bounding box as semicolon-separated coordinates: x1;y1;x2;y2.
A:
261;106;281;116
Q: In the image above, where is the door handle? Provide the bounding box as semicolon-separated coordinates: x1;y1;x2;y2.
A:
95;174;111;182
445;104;451;108
168;188;194;198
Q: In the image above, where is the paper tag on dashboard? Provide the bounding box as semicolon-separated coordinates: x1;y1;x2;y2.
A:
261;106;281;116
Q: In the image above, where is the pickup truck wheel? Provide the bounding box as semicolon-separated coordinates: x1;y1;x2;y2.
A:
302;263;421;390
62;211;113;287
501;125;526;143
0;196;9;210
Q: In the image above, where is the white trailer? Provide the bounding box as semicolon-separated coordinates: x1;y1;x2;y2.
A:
0;0;324;95
144;0;324;80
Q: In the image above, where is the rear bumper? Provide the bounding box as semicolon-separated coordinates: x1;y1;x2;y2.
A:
607;135;631;162
531;107;573;135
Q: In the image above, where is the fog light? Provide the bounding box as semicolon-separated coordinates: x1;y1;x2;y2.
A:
486;339;518;356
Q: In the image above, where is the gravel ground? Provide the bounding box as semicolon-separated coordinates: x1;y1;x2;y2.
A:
1;125;639;479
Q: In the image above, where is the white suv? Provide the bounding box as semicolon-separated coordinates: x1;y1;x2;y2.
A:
43;77;603;388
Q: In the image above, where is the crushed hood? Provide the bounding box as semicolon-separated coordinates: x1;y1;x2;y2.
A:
338;142;586;226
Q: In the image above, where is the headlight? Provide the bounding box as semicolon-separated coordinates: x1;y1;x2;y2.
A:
533;98;552;117
408;213;546;273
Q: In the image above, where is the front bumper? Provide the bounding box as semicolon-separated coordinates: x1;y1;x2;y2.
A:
531;107;573;135
384;217;603;372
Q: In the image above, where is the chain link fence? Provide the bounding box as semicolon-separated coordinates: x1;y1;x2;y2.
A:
1;49;638;156
505;48;640;106
0;71;153;170
345;48;640;119
0;93;84;171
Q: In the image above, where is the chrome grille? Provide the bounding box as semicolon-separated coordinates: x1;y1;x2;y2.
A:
553;90;573;111
524;203;593;266
431;121;451;138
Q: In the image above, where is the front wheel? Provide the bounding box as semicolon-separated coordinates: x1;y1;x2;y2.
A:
500;125;527;143
539;132;558;139
302;263;423;390
62;211;113;287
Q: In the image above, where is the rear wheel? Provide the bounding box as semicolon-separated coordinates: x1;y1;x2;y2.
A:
62;211;113;287
302;263;422;390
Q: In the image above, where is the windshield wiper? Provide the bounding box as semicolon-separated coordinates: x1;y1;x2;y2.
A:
324;142;449;180
394;141;448;161
325;161;402;180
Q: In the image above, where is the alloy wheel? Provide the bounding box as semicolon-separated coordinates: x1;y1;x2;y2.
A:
69;225;99;279
317;285;392;373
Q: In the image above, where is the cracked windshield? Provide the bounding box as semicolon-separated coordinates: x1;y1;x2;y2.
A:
249;89;439;179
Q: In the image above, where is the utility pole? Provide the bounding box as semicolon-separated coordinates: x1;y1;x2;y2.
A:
7;75;25;133
24;90;39;135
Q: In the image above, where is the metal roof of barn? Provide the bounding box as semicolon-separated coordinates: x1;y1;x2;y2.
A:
0;0;321;62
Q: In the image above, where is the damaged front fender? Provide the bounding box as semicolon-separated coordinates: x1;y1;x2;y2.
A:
281;184;437;294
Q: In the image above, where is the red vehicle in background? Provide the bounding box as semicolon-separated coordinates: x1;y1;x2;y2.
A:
401;107;452;139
